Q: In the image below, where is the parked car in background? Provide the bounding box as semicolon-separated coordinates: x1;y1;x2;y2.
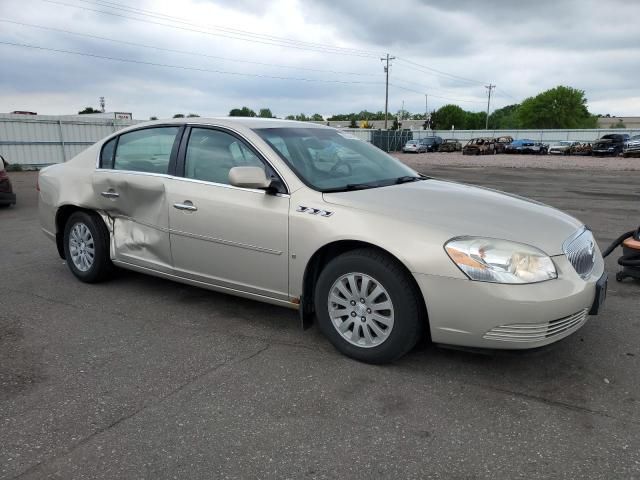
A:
438;139;462;152
462;138;495;155
402;139;426;153
505;139;548;155
570;143;593;156
548;141;581;155
494;136;514;154
592;134;629;156
0;155;17;208
419;136;443;152
623;134;640;157
37;118;607;363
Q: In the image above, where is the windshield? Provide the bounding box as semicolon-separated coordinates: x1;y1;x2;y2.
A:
254;127;420;192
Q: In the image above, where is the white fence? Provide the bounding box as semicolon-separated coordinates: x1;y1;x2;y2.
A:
341;128;639;145
0;114;140;166
0;113;637;166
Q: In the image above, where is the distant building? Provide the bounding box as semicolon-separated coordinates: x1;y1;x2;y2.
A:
596;116;640;129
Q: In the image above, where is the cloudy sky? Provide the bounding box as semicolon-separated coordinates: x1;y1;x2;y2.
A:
0;0;638;119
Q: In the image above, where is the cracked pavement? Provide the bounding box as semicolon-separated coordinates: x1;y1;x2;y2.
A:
1;163;639;479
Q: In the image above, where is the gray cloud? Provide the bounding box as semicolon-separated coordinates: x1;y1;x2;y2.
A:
0;0;638;118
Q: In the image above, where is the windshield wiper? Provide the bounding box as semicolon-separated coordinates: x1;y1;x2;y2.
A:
323;182;380;192
395;175;426;184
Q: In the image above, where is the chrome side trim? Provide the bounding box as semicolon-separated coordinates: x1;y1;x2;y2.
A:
169;228;283;255
93;168;291;198
94;121;293;194
172;175;291;198
107;214;281;255
112;259;297;309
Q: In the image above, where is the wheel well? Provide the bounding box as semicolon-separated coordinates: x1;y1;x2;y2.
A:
54;205;101;259
300;240;429;333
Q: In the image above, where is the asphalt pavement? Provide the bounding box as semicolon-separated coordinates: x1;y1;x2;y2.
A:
1;161;639;479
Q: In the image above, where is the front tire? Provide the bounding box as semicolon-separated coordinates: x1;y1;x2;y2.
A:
314;249;424;364
63;211;114;283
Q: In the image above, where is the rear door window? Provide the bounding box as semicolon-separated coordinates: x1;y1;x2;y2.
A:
113;127;179;174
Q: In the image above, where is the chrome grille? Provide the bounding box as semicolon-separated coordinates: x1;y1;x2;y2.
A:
563;228;596;279
483;309;588;342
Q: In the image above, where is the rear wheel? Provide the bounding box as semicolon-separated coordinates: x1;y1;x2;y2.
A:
314;249;424;364
63;211;114;283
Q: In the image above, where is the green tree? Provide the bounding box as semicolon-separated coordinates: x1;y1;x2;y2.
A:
609;120;626;128
488;104;520;129
186;113;200;117
294;113;309;121
78;107;101;114
349;118;358;128
258;108;274;118
229;107;256;117
172;113;185;118
517;86;597;129
311;113;324;121
285;114;296;120
149;116;158;120
465;111;487;129
432;104;467;130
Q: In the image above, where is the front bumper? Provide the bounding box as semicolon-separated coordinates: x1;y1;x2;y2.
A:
414;254;605;349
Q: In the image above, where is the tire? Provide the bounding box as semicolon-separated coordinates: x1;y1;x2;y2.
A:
314;248;424;364
63;211;114;283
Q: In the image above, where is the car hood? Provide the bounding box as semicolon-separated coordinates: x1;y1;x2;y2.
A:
323;179;582;255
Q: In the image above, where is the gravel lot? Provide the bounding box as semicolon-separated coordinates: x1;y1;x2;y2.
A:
1;160;639;479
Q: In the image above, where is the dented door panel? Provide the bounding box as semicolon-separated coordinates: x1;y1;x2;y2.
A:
92;171;172;272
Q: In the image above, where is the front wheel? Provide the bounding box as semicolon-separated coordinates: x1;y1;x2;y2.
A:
63;211;114;283
314;249;424;364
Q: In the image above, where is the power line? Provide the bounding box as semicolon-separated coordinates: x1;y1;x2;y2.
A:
394;57;488;86
0;18;378;77
389;83;486;105
81;0;382;57
42;0;382;58
0;41;385;85
43;0;496;90
390;78;486;104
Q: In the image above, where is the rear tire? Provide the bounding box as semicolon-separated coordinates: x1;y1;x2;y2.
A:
63;211;114;283
314;248;424;364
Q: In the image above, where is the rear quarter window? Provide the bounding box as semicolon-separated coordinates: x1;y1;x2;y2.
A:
100;137;116;169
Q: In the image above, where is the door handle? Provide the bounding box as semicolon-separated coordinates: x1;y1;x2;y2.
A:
101;190;119;198
173;201;198;212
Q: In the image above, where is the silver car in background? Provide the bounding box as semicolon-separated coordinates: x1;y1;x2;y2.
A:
38;118;607;364
548;141;580;155
623;134;640;157
402;140;426;153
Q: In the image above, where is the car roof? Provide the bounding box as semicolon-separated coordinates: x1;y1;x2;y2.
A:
141;117;330;130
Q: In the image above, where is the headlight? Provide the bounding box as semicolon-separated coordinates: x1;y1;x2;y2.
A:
445;237;557;284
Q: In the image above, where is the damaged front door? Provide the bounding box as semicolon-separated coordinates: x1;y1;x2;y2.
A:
92;126;182;273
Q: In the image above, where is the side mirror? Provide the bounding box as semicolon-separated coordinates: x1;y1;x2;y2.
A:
228;166;272;190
